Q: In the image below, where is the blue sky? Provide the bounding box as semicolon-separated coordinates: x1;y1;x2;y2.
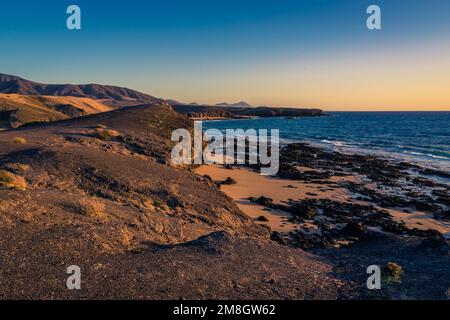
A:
1;0;449;109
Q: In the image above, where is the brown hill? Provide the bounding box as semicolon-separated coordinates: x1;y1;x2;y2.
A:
0;73;161;107
0;93;113;129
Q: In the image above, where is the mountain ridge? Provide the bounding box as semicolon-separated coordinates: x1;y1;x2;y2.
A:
216;101;253;108
0;73;161;107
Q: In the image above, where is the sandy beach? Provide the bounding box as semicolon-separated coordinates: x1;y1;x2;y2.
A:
195;165;352;232
196;164;450;237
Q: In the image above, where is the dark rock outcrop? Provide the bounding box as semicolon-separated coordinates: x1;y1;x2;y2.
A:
172;104;325;119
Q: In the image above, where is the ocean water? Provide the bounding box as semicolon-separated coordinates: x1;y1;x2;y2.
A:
202;111;450;172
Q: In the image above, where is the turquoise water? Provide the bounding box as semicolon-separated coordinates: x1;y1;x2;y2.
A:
202;112;450;171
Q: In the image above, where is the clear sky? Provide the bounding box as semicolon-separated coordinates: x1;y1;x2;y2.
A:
1;0;449;110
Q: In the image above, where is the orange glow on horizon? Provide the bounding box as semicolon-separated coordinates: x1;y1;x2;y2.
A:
147;38;450;111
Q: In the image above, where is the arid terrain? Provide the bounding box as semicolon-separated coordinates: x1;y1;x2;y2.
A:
0;101;340;299
0;73;160;108
0;93;113;129
0;74;448;300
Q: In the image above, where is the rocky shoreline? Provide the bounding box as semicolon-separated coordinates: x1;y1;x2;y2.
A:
198;141;450;298
172;104;325;119
280;143;448;214
244;142;450;246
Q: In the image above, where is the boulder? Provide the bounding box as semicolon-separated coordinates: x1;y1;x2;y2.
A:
221;177;237;185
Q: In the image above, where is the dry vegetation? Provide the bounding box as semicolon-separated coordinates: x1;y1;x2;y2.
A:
0;170;27;190
13;137;27;144
93;127;120;140
78;198;106;218
153;198;165;208
385;262;404;283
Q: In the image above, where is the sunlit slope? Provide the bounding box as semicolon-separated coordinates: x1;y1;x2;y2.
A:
0;93;113;128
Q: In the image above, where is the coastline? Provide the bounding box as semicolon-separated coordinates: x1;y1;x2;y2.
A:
194;141;450;299
195;165;354;233
196;164;450;237
195;141;450;248
199;112;450;174
189;115;258;121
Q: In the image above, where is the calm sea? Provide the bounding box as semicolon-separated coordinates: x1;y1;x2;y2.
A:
202;111;450;172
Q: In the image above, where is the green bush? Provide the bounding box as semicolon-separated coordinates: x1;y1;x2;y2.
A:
153;198;165;208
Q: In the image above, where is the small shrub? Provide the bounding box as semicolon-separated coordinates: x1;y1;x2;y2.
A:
385;262;403;283
93;128;120;140
143;200;154;210
13;137;27;144
78;198;106;218
153;198;165;208
0;170;27;190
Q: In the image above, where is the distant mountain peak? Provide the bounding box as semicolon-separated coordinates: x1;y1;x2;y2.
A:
215;101;253;108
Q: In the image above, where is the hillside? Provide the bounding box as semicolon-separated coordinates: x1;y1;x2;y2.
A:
0;73;161;107
0;93;113;129
0;103;340;299
1;73;325;119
